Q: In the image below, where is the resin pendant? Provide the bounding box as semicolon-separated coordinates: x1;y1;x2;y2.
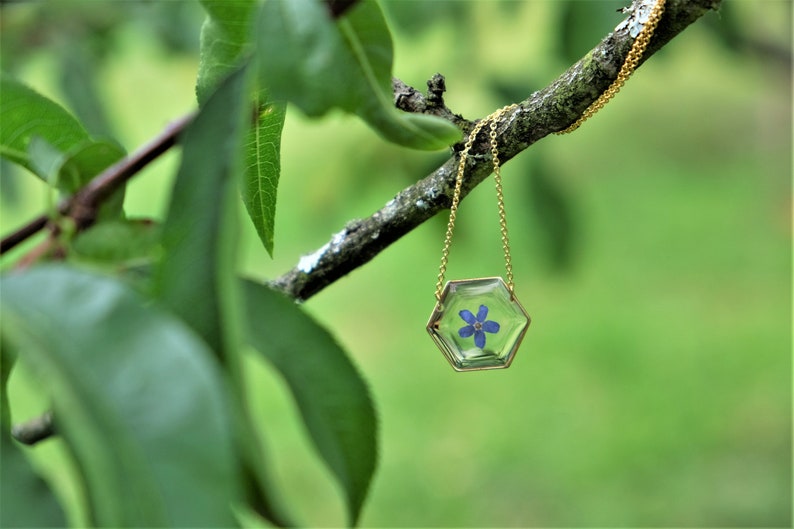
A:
426;277;530;371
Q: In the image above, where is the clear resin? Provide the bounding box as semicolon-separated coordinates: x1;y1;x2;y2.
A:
427;277;530;371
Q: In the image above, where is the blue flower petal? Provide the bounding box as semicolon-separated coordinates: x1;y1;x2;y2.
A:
458;325;475;338
459;309;477;325
476;305;489;322
482;320;500;334
474;330;486;349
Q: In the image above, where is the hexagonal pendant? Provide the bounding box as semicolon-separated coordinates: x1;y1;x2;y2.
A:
426;277;531;371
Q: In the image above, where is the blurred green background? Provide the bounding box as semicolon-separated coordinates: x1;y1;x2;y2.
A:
1;1;791;527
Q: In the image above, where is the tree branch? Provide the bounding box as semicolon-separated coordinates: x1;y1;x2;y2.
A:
271;0;721;301
0;113;194;255
0;216;48;254
393;74;472;132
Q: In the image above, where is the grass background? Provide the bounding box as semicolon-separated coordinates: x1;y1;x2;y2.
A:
1;1;791;527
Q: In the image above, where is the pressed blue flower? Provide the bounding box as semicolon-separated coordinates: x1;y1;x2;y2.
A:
458;304;500;349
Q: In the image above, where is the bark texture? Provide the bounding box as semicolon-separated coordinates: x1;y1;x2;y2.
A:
271;0;722;301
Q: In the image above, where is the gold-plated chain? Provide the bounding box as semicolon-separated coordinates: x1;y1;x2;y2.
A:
556;0;666;135
434;0;665;300
490;109;516;295
435;103;518;302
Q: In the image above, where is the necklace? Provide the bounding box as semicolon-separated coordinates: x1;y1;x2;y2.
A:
557;0;666;134
426;0;666;371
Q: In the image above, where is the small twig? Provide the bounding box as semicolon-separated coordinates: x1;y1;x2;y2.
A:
11;411;55;445
71;113;195;228
0;113;194;255
0;216;48;253
393;74;472;133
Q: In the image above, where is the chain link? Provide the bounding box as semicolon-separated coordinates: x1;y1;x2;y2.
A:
556;0;666;135
435;103;518;301
490;109;516;295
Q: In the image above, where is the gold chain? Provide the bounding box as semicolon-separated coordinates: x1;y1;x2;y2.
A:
556;0;666;134
435;103;518;301
434;0;665;300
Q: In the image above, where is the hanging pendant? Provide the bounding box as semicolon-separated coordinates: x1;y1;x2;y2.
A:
427;104;530;371
427;277;530;371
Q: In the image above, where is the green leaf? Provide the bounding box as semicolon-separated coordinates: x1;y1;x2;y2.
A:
0;73;88;168
0;429;67;527
57;139;126;195
26;137;127;222
242;280;378;526
26;136;126;221
70;219;161;265
0;340;67;528
243;96;286;257
27;136;66;183
196;0;257;105
156;66;248;354
159;67;296;527
198;1;287;257
256;0;346;116
0;74;125;190
256;0;461;150
0;265;240;527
